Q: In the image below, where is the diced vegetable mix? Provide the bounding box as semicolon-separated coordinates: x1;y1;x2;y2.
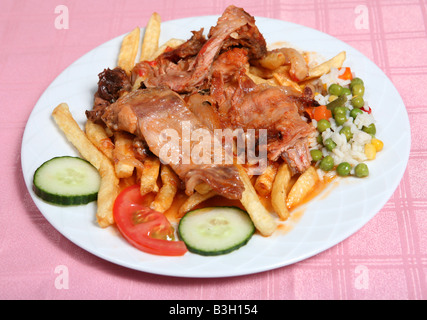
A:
309;68;384;178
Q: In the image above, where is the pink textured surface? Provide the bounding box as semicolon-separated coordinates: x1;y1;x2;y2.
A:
1;0;425;299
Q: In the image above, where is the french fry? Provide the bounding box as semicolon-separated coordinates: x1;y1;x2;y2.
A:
258;50;287;70
246;69;278;86
236;165;277;236
140;156;161;195
85;120;114;161
178;190;217;218
306;51;346;80
140;12;161;61
271;162;291;220
52;103;120;228
249;65;274;79
273;66;303;93
150;164;180;213
118;27;141;75
131;13;162;91
286;166;319;209
113;131;136;178
254;163;278;197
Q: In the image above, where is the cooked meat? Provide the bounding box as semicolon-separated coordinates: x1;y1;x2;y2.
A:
100;87;244;199
131;5;267;93
159;29;207;63
209;7;266;60
209;48;315;174
97;67;131;102
86;5;316;180
209;47;262;134
86;67;131;123
185;92;221;132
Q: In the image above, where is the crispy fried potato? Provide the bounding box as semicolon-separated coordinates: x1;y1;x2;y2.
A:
272;66;303;92
236;165;277;236
113;131;136;178
52;103;120;228
271;162;291;220
178;190;217;218
249;65;274;79
246;70;278;86
85;120;114;161
140;12;161;61
306;51;346;80
150;164;180;213
258;50;288;70
140;156;161;195
286;166;319;209
254;163;278;197
118;27;141;74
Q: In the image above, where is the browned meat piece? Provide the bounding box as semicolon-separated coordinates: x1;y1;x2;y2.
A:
86;5;316;178
86;67;131;123
131;5;267;93
100;87;244;199
209;48;315;174
209;7;266;60
159;29;207;63
97;67;131;102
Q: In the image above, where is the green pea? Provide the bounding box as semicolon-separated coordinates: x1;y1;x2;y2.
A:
339;126;353;141
350;108;363;119
324;138;337;151
310;149;323;162
333;106;348;116
336;162;351;177
362;123;376;136
328;84;343;96
319;155;334;171
354;163;369;178
316;134;323;145
350;77;364;89
351;96;365;108
317;119;331;133
335;113;347;126
341;87;351;96
352;84;365;97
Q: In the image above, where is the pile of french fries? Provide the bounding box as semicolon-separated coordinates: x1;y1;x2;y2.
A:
51;13;347;236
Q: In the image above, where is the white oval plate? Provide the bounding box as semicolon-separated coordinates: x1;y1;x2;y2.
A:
21;16;410;278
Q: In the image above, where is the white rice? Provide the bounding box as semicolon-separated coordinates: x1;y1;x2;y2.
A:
320;67;352;90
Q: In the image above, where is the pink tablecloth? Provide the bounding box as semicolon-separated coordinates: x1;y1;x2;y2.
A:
1;0;425;300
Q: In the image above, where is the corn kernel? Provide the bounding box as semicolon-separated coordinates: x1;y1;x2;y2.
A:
371;138;384;152
365;143;376;160
328;95;338;102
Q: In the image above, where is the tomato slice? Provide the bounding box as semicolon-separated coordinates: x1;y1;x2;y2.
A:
113;185;187;256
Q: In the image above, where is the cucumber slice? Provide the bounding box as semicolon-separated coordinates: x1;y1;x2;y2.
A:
178;207;255;256
33;156;101;205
